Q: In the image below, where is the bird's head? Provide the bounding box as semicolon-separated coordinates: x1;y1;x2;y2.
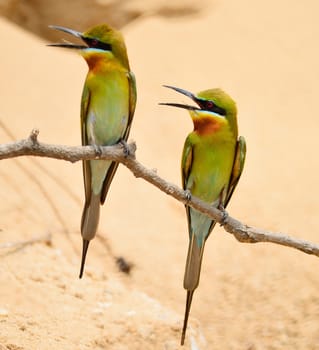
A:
160;85;238;136
48;24;129;69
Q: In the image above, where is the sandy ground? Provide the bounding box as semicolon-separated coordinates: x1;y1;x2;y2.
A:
1;0;319;349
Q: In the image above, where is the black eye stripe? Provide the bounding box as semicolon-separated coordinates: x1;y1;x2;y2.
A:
211;104;226;116
197;99;226;116
83;38;112;51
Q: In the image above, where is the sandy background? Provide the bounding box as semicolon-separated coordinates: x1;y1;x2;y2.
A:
1;0;319;349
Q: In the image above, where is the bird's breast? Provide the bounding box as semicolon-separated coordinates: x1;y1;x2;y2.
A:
85;69;130;145
187;129;236;203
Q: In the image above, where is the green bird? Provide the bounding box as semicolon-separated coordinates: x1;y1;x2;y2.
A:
161;85;246;345
49;24;136;278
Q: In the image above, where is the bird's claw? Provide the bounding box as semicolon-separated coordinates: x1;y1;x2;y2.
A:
93;145;103;158
184;190;192;202
218;204;229;226
120;139;130;157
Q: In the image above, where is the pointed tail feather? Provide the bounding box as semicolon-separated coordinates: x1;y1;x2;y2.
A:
79;192;100;278
181;290;194;345
183;234;205;291
79;239;90;279
181;234;205;344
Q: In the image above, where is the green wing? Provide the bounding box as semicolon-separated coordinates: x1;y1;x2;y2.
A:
122;71;137;141
81;84;92;202
181;136;193;191
100;71;137;204
181;136;194;234
225;136;246;207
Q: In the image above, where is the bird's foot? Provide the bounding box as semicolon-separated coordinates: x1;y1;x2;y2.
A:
120;139;130;157
93;145;103;158
218;204;229;226
184;190;192;203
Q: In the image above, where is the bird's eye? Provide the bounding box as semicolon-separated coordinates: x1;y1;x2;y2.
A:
85;37;112;51
91;39;98;47
206;101;214;110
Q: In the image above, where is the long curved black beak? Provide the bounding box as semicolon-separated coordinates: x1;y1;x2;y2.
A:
48;25;87;49
159;85;199;111
163;85;195;99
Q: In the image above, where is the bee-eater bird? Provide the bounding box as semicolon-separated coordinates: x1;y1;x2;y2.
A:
49;24;136;278
161;85;246;345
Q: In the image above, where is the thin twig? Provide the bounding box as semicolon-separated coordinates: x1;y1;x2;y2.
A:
0;122;71;234
0;232;52;249
0;120;81;205
0;232;52;256
0;130;319;257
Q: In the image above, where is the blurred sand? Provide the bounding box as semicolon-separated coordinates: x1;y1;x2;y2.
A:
1;0;319;349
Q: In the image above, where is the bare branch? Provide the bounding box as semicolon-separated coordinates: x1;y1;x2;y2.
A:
1;130;319;257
